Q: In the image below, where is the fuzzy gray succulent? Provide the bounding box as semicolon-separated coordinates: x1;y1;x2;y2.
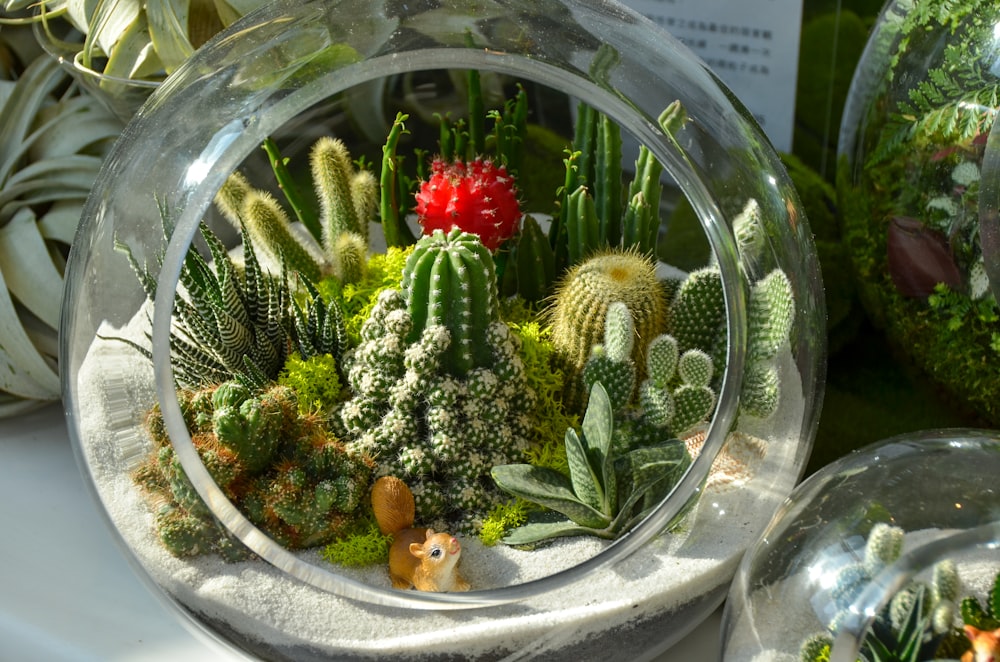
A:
491;381;690;544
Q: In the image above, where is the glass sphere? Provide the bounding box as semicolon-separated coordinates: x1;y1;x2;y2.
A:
61;0;825;658
721;428;1000;662
836;0;1000;426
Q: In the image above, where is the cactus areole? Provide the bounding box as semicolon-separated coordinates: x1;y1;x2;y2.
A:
415;157;522;251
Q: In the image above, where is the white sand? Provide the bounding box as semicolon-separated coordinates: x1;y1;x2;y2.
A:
72;310;809;659
724;529;1000;661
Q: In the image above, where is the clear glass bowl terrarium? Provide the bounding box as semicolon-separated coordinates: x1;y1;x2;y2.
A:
721;428;1000;662
60;0;825;658
836;0;1000;427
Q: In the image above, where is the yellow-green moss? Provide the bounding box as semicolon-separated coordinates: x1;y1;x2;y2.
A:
277;352;342;415
319;245;413;345
320;516;390;567
478;499;531;546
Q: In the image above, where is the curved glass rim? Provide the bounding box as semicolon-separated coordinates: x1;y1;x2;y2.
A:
89;0;749;611
829;520;1000;662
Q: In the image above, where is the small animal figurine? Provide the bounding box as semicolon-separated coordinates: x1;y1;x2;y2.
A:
370;475;470;592
962;624;1000;662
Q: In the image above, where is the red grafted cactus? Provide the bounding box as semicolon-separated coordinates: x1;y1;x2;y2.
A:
415;157;522;251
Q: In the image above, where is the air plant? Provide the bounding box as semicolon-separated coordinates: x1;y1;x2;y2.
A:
0;46;120;417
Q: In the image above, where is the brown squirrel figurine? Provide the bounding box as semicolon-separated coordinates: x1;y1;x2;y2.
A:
961;625;1000;662
370;476;470;592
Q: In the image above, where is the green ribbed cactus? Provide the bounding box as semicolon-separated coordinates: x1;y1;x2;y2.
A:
133;382;374;558
400;228;499;377
215;135;377;284
577;302;716;439
549;248;668;414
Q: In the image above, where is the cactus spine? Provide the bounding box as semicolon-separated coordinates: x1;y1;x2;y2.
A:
133;382;375;558
215;136;377;284
549;248;668;413
400;228;499;377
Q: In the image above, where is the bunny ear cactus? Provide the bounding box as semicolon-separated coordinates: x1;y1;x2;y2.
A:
666;262;796;422
581;301;637;413
800;523;961;662
491;382;691;545
741;268;795;418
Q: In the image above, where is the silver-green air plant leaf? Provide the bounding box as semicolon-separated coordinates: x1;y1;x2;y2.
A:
10;0;269;82
0;52;120;416
491;382;691;544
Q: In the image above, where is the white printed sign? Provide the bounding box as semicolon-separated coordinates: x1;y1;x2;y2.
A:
623;0;804;152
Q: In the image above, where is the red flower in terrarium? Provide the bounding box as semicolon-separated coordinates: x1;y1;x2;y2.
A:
415;157;522;251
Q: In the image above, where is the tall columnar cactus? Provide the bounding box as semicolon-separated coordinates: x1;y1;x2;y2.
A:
400;227;499;377
215;135;377;284
133;382;375;558
549;248;668;414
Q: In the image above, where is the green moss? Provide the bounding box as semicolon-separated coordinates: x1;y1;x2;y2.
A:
278;352;342;415
319;245;412;344
478;499;532;546
505;312;576;472
320;516;390;567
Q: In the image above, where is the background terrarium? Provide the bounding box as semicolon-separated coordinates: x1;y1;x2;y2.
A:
721;428;1000;662
60;0;825;658
836;0;1000;429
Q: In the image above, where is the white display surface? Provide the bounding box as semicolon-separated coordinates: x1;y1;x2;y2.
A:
0;403;722;660
624;0;804;152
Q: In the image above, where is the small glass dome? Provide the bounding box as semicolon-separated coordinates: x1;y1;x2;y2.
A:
60;0;825;658
837;0;1000;427
722;428;1000;662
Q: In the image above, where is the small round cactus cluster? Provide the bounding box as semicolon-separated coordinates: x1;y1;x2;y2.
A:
134;382;374;558
339;290;535;532
415;157;522;251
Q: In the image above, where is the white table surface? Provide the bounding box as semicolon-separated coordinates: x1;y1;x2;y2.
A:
0;402;722;661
